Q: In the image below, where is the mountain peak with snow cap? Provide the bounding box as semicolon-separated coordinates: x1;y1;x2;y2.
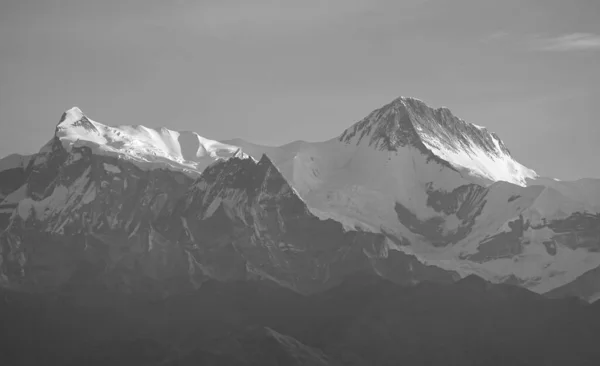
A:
2;98;600;306
51;106;249;177
338;96;422;151
58;106;84;124
338;96;537;186
55;106;98;136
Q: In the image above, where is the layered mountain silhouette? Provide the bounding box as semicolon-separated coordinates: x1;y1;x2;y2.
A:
1;96;600;365
1;96;599;297
1;274;599;365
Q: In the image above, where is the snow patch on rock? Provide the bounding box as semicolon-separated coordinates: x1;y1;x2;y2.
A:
15;167;92;221
103;163;121;174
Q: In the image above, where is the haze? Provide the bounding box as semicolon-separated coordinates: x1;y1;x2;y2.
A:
1;0;599;179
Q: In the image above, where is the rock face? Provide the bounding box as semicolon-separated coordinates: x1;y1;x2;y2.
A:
1;96;599;299
0;137;456;296
338;97;536;185
0;137;194;294
1;97;600;365
0;154;33;231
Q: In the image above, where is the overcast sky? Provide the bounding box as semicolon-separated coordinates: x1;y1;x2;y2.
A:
1;0;599;179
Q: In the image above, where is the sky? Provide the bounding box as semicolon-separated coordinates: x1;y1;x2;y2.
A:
0;0;599;180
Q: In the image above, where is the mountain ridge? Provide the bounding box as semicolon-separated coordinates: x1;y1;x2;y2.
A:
1;95;599;302
2;274;600;365
339;96;537;186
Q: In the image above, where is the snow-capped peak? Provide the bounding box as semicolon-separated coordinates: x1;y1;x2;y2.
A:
52;107;246;177
338;96;422;151
58;106;85;125
55;107;100;140
338;96;537;186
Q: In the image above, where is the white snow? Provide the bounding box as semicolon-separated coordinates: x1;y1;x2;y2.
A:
181;217;197;242
54;107;249;177
54;217;71;234
335;97;538;187
17;199;34;220
420;133;537;187
245;126;599;295
81;184;97;204
6;101;596;296
128;221;141;239
527;177;600;212
204;197;223;218
274;138;471;236
103;163;121;174
15;167;93;222
526;186;587;220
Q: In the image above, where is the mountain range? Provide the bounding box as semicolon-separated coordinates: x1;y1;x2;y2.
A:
1;96;600;365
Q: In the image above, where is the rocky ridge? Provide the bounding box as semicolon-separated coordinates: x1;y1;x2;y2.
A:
1;97;599;300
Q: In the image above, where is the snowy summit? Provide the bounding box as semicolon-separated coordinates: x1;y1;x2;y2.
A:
54;107;250;176
339;97;538;186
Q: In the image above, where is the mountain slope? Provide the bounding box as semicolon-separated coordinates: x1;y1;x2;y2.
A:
0;137;195;293
1;276;599;366
546;264;600;303
0;153;33;230
1;97;599;299
256;97;600;294
0;133;457;294
170;326;336;366
338;97;537;186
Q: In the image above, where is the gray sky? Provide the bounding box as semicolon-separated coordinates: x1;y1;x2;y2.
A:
1;0;599;179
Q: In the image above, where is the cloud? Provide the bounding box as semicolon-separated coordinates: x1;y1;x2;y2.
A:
487;31;509;40
480;31;510;44
531;33;600;52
